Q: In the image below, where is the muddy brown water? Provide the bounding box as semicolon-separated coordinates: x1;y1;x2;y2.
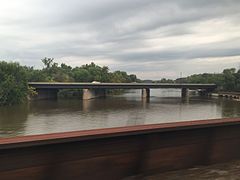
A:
0;89;240;137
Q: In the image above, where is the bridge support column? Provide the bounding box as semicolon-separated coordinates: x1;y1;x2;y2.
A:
181;88;189;98
142;88;150;98
82;89;106;100
31;89;59;100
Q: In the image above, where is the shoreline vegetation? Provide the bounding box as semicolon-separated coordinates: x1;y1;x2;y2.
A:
0;57;239;106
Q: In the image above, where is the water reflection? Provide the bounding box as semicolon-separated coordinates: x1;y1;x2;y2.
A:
0;89;239;137
219;99;240;117
141;97;150;109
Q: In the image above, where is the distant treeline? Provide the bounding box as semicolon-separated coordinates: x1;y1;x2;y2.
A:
143;68;240;92
176;68;240;92
0;58;140;105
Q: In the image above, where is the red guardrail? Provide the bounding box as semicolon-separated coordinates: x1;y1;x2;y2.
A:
0;118;240;179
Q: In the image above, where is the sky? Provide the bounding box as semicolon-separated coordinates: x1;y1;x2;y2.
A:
0;0;240;80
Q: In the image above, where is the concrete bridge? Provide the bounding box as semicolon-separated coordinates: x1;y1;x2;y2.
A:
28;82;217;100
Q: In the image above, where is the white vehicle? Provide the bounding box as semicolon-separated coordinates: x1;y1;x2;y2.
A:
92;81;101;84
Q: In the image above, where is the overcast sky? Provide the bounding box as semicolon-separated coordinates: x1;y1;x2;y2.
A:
1;0;240;79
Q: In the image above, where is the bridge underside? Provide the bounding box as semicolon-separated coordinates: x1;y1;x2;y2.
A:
31;89;59;100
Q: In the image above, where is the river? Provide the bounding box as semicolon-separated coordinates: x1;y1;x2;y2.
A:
0;89;240;137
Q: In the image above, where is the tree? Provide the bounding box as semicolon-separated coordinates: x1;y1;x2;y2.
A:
0;61;28;105
223;68;236;91
41;57;54;69
235;70;240;91
72;68;91;82
129;74;137;82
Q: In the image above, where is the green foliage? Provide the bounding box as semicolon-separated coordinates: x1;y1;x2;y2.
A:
34;58;73;82
37;59;137;83
155;78;174;83
109;71;128;83
41;57;54;69
222;68;236;91
0;61;28;105
184;68;240;91
72;68;91;82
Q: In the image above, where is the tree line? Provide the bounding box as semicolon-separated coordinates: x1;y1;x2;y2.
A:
140;68;240;92
176;68;240;92
26;57;140;83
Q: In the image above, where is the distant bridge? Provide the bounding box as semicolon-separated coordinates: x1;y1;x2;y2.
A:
28;82;217;100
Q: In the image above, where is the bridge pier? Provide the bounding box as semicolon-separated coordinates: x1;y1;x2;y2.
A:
82;89;106;100
142;88;150;98
31;89;59;100
181;88;189;98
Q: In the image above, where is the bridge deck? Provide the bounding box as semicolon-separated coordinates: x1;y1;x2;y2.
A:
28;82;217;89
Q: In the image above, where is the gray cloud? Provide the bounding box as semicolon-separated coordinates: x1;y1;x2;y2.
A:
0;0;240;79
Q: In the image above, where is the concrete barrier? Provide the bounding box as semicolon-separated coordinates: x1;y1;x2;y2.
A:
0;118;240;179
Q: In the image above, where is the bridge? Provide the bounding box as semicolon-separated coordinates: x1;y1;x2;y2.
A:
28;82;217;100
